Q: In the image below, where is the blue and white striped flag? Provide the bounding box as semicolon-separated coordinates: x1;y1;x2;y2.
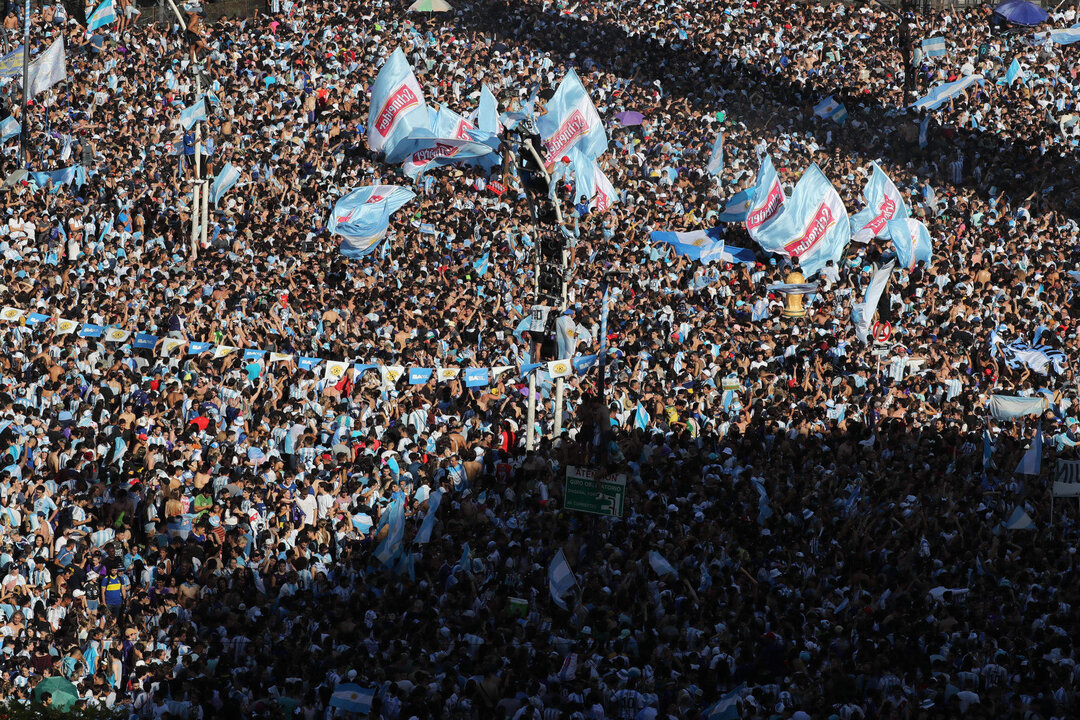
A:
983;429;996;471
329;684;375;714
0;117;19;143
921;36;947;58
598;286;611;359
373;497;405;566
87;0;117;32
474;252;489;277
813;96;848;125
706;130;724;176
210;163;241;206
415;489;442;544
634;401;650;431
549;548;576;610
179;97;207;130
706;685;745;720
1004;58;1024;86
1015;426;1043;476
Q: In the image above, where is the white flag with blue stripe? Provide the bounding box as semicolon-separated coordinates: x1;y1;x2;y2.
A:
1015;426;1043;476
1003;58;1024;86
25;38;65;98
634;401;650;431
549;548;576;610
415;489;442;544
87;0;117;32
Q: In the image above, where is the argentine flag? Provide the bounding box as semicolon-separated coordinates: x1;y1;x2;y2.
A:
87;0;117;32
706;130;724;176
921;36;947;58
329;684;375;714
210;163;241;206
813;96;848;125
634;401;650;431
179;97;207;131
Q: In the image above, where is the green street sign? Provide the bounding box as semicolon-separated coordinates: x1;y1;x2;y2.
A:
564;465;626;518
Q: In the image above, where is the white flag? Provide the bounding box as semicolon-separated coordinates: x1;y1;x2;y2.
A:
26;38;66;97
324;360;351;384
54;318;78;335
436;368;460;381
852;260;895;344
547;359;572;379
104;328;130;343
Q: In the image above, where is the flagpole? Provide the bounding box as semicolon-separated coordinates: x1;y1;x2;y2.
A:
18;0;29;169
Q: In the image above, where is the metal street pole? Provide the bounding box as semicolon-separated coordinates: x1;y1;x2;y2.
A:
18;0;29;169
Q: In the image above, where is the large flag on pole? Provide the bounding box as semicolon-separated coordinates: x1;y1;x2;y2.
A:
367;48;432;161
25;38;66;97
745;155;785;242
327;185;416;258
752;164;850;278
537;69;608;165
850;162;909;244
0;117;19;143
179;98;207;130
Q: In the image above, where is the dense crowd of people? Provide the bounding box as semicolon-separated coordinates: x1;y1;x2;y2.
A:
0;0;1076;717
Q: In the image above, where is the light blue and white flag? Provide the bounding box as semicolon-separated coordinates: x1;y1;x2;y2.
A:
706;685;745;720
0;117;19;143
25;38;65;97
850;162;910;243
329;684;375;714
718;187;756;223
179;97;207;130
911;74;984;112
852;259;895;344
209;163;241;206
473;252;489;277
537;68;608;165
30;166;83;192
983;429;996;470
1003;58;1024;86
650;228;725;264
706;131;724;176
635;401;651;431
921;36;947;58
1033;25;1080;45
746;155;785;241
477;83;501;137
415;489;442;544
1016;426;1043;476
1005;506;1035;530
567;149;617;212
368;48;432;161
919;114;931;148
888;218;933;269
598;286;611;359
328;185;416;258
813;95;848;124
549;548;576;610
87;0;117;32
648;550;678;577
373;496;405;566
989;394;1047;420
753;164;850;278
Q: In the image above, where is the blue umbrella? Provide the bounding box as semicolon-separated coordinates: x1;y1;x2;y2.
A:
994;0;1048;26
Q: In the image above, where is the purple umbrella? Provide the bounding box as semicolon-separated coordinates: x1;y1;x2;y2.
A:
614;111;645;127
994;0;1048;26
